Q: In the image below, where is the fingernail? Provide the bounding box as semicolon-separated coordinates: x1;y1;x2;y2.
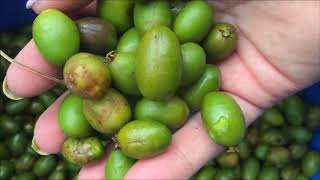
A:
32;137;50;155
26;0;40;9
2;77;24;100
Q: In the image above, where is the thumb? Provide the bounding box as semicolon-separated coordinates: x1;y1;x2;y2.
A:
26;0;94;14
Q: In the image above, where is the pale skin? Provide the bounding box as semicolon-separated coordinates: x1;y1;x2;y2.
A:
5;0;320;179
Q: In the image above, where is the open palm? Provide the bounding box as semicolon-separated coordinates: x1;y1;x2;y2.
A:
5;0;320;179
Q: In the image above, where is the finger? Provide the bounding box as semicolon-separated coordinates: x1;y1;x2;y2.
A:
28;0;94;14
217;36;298;108
78;144;115;180
209;1;245;12
125;95;261;179
71;0;97;18
33;92;68;154
5;40;62;97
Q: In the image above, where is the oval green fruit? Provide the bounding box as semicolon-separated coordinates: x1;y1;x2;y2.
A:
105;149;136;180
117;120;172;159
62;137;104;166
0;115;21;135
282;95;305;126
302;151;320;176
58;94;92;138
23;121;35;136
97;0;133;34
203;22;238;62
246;127;259;145
48;170;66;180
32;9;80;65
76;17;117;54
180;42;206;87
261;107;284;127
266;147;290;168
38;91;56;108
217;152;239;168
194;166;216;180
281;165;299;180
259;129;287;146
173;1;213;43
33;155;57;177
7;133;28;156
258;166;279;180
63;52;111;99
134;0;172;35
289;143;307;160
0;160;14;180
182;64;220;111
134;96;189;129
136;26;182;100
241;157;260;180
214;168;236;180
238;140;251;160
306;106;320;129
11;173;36;180
285;126;312;144
15;153;35;173
296;175;309;180
109;53;140;96
5;98;31;115
54;162;67;172
83;88;131;136
116;28;141;54
201;92;246;146
254;143;269;161
28;99;45;115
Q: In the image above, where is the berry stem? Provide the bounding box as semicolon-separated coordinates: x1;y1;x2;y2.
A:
105;50;116;64
0;50;65;86
112;136;119;149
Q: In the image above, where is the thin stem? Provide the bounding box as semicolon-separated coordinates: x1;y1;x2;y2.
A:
112;136;119;149
0;50;65;86
105;50;116;64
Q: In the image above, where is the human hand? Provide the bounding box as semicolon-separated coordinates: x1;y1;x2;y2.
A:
5;0;320;179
